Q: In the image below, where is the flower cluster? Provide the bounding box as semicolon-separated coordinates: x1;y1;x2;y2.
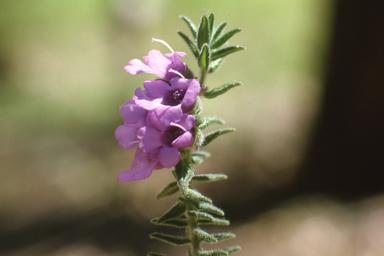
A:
116;41;201;182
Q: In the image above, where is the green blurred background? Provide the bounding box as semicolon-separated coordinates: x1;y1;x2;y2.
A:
1;1;384;255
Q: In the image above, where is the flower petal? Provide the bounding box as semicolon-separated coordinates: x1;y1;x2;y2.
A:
172;131;194;149
139;126;163;153
115;125;138;150
157;147;180;168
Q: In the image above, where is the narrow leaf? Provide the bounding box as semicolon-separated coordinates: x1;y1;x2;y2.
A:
177;31;199;57
213;232;236;242
198;43;210;71
157;201;186;224
191;174;228;183
212;21;228;42
198;116;225;129
225;246;241;254
199;217;230;226
202;128;236;147
197;15;210;50
185;188;212;203
175;161;194;195
180;15;197;39
188;210;214;220
197;249;228;256
208;58;224;73
147;252;168;256
156;181;179;200
150;232;191;246
211;28;242;49
191;151;211;164
196;202;224;216
151;218;188;228
211;45;245;61
203;81;242;99
193;228;218;243
208;13;215;39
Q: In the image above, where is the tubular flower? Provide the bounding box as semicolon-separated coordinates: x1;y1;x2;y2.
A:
135;77;201;113
117;113;196;183
124;49;187;80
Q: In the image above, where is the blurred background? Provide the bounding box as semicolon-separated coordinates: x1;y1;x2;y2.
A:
1;0;384;255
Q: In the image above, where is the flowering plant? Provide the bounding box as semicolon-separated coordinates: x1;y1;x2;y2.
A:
116;13;244;256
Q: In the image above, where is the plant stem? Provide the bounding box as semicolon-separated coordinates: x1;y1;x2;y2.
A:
199;68;207;87
186;196;200;256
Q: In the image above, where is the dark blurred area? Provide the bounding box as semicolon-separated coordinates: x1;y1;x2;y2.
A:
1;0;384;255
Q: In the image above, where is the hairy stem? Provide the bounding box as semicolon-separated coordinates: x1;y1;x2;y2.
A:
186;197;201;255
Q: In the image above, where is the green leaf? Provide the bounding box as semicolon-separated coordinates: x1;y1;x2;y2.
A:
197;15;210;50
211;45;245;61
188;210;215;220
198;116;225;130
203;81;242;99
202;128;236;147
177;31;199;58
198;43;211;71
208;58;224;73
156;181;179;200
193;228;218;243
224;246;241;254
213;232;236;242
191;174;228;183
185;65;195;79
208;13;215;39
191;151;211;164
195;202;224;216
156;201;186;224
180;15;197;39
151;218;188;228
197;249;228;256
199;217;230;226
184;188;212;203
211;28;242;49
212;21;228;42
175;161;194;194
150;232;191;246
147;252;168;256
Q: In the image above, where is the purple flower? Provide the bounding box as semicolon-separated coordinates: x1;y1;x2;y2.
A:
139;113;196;167
116;113;196;183
135;77;201;113
124;50;187;80
117;148;164;183
115;99;147;150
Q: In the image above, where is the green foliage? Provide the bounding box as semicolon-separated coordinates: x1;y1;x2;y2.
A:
156;201;186;224
211;28;242;49
197;249;228;256
156;181;179;199
151;218;188;228
193;228;218;243
213;232;236;242
224;246;241;254
198;43;211;71
195;202;224;216
151;12;241;256
199;217;230;226
150;232;191;246
202;128;236;147
178;13;244;75
191;174;228;183
203;81;242;99
188;210;215;220
197;116;225;130
191;151;211;164
211;46;245;61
